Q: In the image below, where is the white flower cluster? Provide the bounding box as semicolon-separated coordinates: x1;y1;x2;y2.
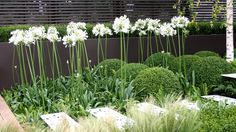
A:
62;22;88;47
47;26;61;43
92;24;112;37
171;16;190;29
9;26;48;46
159;23;177;37
9;30;25;46
67;22;86;34
112;15;131;34
131;18;161;36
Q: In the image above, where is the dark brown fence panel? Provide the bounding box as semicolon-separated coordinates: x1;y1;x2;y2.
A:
0;0;182;25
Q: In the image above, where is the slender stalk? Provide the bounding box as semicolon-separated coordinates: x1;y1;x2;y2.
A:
105;35;108;59
140;36;144;62
46;42;53;79
126;33;129;62
12;46;16;83
36;41;43;88
177;28;182;73
147;33;150;57
171;36;177;56
25;46;34;84
97;36;100;63
20;44;28;84
138;36;141;62
159;35;164;51
28;46;36;86
155;35;159;53
99;36;105;61
83;42;90;68
16;45;24;85
53;42;60;77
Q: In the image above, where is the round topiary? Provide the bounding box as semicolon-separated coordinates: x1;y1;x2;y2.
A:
132;67;181;98
191;56;235;86
144;52;175;68
195;51;220;58
115;63;149;81
94;59;126;77
169;55;201;75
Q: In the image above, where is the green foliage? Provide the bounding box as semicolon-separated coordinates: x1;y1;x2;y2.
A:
199;102;236;132
132;67;181;98
191;56;235;86
115;63;149;81
144;52;175;68
169;55;201;74
94;59;126;77
195;51;220;58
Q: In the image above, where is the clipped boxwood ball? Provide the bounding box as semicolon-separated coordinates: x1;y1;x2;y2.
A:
169;55;201;75
115;63;149;81
144;52;175;68
94;59;126;77
132;67;181;97
191;56;235;86
195;51;220;58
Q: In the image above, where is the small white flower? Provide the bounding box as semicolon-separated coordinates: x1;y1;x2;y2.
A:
112;15;131;34
66;60;69;64
171;16;190;29
46;26;61;43
89;60;92;63
132;19;148;36
160;23;177;37
9;30;25;45
92;24;112;37
14;65;17;69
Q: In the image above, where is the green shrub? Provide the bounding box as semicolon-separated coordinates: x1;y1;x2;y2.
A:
144;52;175;68
169;55;201;74
199;103;236;132
132;67;181;98
194;51;220;58
94;59;126;77
191;56;235;86
115;63;149;81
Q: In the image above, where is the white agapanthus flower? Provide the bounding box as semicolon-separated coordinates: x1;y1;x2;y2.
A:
92;24;112;37
131;19;148;36
9;30;25;45
112;15;130;34
23;30;35;46
171;16;190;29
28;26;46;40
146;18;161;32
67;22;86;34
159;23;177;37
46;26;61;43
62;29;88;47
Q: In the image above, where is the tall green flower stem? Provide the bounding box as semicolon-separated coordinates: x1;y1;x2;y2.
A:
25;46;36;86
158;35;164;51
155;35;159;53
120;32;126;88
97;36;105;64
52;42;61;77
69;46;75;76
171;36;177;56
177;28;182;73
166;37;172;53
36;40;46;88
105;35;108;59
20;44;28;84
16;45;25;85
138;36;144;63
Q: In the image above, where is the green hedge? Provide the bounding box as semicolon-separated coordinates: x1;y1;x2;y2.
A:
0;22;234;42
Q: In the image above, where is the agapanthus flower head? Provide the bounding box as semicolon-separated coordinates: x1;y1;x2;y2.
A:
112;15;131;34
171;16;190;29
67;22;86;34
62;29;88;47
131;19;148;36
146;18;161;32
47;26;61;43
9;30;25;46
23;30;35;46
28;26;47;40
160;23;177;37
92;24;112;37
